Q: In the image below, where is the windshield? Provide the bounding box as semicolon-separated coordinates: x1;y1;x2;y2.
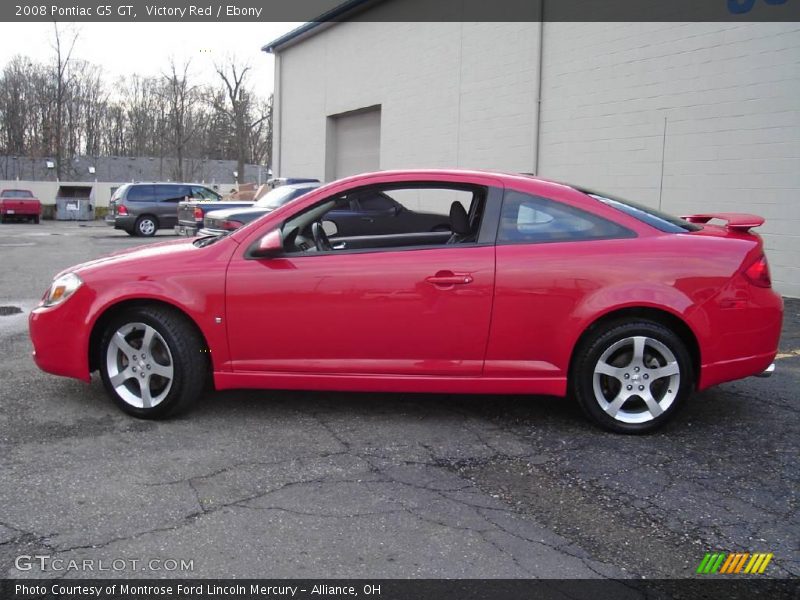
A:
582;189;701;233
255;186;309;209
1;190;34;198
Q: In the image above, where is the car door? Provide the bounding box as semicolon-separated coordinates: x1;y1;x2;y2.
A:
224;182;502;377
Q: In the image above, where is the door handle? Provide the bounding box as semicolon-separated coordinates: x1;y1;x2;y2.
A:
361;217;374;222
426;271;474;286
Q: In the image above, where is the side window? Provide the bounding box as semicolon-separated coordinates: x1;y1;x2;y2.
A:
125;185;154;202
191;186;219;201
157;185;188;203
280;183;486;255
498;190;634;243
357;193;396;212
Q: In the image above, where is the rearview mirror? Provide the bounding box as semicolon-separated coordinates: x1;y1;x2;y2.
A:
251;228;283;258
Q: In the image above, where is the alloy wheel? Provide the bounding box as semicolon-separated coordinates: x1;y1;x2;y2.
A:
105;322;174;408
591;335;681;424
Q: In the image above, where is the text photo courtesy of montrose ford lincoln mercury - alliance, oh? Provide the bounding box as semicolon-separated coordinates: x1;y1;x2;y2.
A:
28;170;782;434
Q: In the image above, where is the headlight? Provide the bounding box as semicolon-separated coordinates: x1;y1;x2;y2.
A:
41;273;83;307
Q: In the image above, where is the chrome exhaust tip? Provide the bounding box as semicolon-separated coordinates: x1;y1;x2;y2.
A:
755;363;775;378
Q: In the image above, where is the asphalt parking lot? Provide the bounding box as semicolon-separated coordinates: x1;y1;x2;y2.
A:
0;220;797;580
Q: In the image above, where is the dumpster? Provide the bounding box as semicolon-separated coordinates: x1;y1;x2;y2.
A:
55;185;94;221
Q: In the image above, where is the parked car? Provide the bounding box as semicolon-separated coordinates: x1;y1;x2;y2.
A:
105;183;221;237
201;182;321;236
176;197;257;237
180;178;322;237
29;170;782;433
0;189;41;224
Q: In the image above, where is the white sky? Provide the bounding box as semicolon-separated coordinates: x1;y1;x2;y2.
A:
0;22;302;99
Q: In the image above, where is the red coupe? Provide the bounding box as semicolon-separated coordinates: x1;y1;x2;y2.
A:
29;170;782;433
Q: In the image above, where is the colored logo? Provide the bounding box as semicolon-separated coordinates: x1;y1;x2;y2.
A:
696;552;774;574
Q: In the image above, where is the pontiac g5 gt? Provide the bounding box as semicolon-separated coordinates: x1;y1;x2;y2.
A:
29;170;782;433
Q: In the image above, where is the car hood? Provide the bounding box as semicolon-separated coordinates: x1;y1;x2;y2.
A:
55;237;231;280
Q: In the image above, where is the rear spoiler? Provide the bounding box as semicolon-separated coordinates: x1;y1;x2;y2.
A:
681;213;765;232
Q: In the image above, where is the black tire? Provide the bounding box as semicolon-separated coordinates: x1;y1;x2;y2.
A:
572;320;693;434
134;215;158;237
33;216;40;224
99;306;208;419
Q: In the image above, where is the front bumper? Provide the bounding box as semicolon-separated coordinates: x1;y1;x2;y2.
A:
29;291;92;382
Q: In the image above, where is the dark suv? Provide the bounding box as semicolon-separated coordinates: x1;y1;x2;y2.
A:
106;183;221;236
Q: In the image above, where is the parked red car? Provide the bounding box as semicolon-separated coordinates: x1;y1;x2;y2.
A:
28;170;782;433
0;188;41;223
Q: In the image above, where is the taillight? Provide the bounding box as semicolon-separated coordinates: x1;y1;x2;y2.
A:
744;254;771;288
193;207;204;220
221;219;243;231
116;205;128;215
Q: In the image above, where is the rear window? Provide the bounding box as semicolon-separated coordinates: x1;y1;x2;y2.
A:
1;190;34;198
583;189;701;233
499;190;634;244
110;185;128;201
125;185;154;202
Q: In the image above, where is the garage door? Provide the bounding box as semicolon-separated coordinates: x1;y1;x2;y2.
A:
327;106;381;180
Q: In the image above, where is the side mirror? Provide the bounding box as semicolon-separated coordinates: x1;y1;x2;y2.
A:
250;228;283;258
321;220;338;237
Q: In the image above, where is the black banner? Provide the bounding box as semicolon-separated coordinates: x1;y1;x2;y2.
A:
2;579;799;600
2;0;800;23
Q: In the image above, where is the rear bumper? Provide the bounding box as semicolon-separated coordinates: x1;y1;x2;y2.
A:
108;215;136;231
754;362;775;378
697;288;783;390
175;221;199;237
700;352;777;389
1;208;39;216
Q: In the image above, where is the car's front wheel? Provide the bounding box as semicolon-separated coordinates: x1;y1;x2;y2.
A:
135;216;158;237
572;320;693;434
99;306;207;419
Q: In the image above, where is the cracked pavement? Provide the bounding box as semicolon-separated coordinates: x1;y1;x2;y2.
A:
0;221;797;579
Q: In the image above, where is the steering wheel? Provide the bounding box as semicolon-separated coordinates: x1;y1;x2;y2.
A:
311;221;333;252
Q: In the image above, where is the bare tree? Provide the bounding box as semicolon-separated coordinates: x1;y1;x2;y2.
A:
248;94;272;169
52;23;79;178
0;50;273;179
162;59;200;181
214;58;253;182
0;56;32;155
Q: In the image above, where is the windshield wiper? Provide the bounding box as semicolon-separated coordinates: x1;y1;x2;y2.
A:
193;231;231;248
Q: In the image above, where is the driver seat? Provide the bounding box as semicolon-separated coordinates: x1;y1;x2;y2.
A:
447;201;473;244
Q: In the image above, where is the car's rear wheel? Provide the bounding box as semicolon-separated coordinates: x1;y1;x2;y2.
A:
572;320;693;434
33;216;40;224
135;216;157;237
99;306;207;419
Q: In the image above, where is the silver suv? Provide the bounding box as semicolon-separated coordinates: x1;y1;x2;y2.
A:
106;183;221;236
